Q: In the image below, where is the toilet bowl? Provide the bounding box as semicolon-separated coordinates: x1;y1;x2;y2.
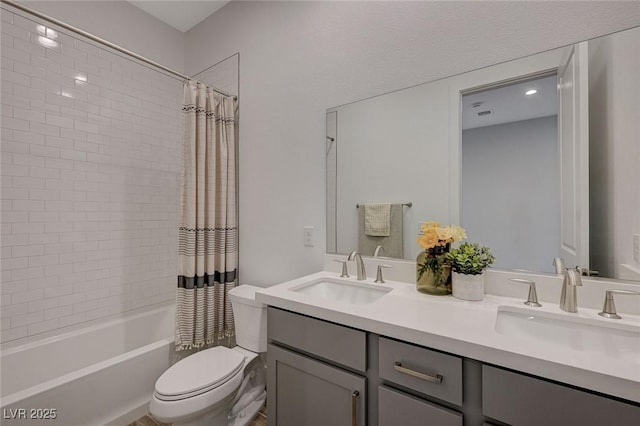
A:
150;285;267;426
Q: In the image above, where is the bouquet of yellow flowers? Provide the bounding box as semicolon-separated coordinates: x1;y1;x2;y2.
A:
416;222;466;294
417;221;466;250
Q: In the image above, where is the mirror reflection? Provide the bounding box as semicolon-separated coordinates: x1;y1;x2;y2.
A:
326;26;640;281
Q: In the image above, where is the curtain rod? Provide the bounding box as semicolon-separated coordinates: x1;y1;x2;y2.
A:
0;0;237;100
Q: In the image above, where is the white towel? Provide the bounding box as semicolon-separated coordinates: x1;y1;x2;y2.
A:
359;204;404;258
364;203;391;236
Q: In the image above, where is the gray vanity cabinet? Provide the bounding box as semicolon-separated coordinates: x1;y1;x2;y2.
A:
267;307;640;426
482;365;640;426
266;308;367;426
267;343;366;426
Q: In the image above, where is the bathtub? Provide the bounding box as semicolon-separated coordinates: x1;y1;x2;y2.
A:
1;304;175;426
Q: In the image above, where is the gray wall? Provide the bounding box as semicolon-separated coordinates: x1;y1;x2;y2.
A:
462;116;559;273
184;1;640;286
19;0;185;72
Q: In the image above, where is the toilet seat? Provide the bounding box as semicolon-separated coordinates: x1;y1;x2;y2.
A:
154;346;245;401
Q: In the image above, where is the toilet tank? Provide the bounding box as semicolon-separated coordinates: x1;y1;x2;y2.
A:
228;285;267;353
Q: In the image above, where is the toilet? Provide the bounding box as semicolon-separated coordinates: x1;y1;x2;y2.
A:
150;285;267;426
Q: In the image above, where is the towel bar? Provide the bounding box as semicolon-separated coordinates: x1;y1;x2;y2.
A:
356;202;412;208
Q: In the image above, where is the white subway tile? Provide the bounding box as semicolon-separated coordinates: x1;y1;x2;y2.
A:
1;327;28;342
2;257;28;270
28;189;60;201
1;188;29;200
2;140;30;154
28;297;58;313
28;254;59;267
11;310;44;327
44;305;73;320
44;135;73;150
14;61;45;79
12;222;45;234
13;176;45;188
30;121;61;137
28;232;59;244
2;234;29;246
28;318;59;335
45;113;74;128
44;284;73;299
12;199;45;211
58;312;85;328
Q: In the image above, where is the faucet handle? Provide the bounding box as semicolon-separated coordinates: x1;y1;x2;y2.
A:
375;264;392;283
509;278;542;307
598;289;640;319
552;257;565;274
334;259;349;278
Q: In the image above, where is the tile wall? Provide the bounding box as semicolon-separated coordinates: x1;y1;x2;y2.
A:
1;8;182;342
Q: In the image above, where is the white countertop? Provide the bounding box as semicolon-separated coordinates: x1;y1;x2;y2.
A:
255;271;640;404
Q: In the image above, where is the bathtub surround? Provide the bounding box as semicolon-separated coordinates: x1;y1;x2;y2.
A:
0;6;182;342
176;81;238;350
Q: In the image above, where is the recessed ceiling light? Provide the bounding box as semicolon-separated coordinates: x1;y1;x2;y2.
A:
525;89;538;96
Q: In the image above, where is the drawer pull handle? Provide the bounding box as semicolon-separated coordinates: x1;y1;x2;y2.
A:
394;361;443;384
351;390;359;426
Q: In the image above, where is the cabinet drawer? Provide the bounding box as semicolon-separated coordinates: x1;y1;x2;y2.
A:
483;365;640;426
378;386;462;426
267;307;366;372
378;336;462;405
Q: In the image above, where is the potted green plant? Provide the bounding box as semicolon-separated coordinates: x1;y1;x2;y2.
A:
446;242;495;300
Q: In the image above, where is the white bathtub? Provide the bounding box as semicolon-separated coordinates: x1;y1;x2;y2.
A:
1;304;175;426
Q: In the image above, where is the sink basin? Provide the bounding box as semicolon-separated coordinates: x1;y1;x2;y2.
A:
290;278;392;305
495;306;640;362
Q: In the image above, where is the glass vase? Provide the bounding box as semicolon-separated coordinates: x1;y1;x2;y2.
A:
416;244;451;295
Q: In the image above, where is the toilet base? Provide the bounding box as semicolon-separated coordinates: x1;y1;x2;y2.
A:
229;391;266;426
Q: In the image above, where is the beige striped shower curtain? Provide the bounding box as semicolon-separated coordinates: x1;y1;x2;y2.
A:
176;81;237;351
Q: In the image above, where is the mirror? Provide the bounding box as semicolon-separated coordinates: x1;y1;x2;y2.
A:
326;26;640;281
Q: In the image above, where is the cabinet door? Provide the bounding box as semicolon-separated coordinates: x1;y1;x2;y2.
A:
267;343;366;426
378;386;463;426
483;365;640;426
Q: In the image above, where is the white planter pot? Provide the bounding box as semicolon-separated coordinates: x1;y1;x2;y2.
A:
452;272;484;301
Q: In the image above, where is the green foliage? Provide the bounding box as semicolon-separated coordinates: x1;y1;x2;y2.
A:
417;254;448;285
447;242;495;275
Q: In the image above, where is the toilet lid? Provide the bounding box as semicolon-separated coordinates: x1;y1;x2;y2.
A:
155;346;245;400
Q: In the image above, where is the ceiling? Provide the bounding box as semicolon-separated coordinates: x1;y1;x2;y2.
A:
462;75;558;130
128;1;230;32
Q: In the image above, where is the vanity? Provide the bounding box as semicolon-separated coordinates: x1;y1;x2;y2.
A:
256;266;640;426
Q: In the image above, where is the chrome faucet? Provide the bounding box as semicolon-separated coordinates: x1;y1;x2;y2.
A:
373;245;385;257
348;251;367;280
559;267;583;313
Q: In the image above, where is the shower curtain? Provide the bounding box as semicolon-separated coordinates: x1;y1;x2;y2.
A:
176;81;238;351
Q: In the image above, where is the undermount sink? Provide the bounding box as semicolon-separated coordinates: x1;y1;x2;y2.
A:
495;306;640;362
290;277;392;305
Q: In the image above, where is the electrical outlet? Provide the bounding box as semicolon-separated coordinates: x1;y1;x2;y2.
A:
633;234;640;264
304;226;314;247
